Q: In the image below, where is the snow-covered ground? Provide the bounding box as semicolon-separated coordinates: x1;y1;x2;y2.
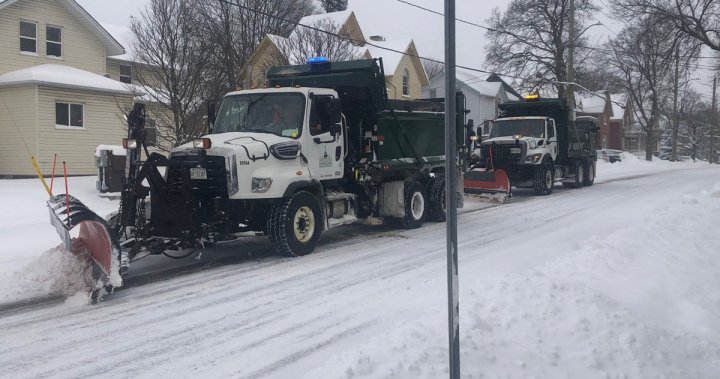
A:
1;157;719;378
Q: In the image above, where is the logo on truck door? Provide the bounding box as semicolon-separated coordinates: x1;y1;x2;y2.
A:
319;150;333;168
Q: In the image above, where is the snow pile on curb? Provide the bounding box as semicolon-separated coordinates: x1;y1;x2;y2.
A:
306;182;720;378
595;152;704;183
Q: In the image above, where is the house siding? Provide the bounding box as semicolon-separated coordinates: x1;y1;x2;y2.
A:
0;85;38;176
36;86;131;175
0;0;107;76
388;53;423;100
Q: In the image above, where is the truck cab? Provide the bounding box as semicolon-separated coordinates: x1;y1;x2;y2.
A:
485;116;559;165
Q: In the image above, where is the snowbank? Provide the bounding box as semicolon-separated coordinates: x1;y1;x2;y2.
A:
305;181;720;378
595;152;704;183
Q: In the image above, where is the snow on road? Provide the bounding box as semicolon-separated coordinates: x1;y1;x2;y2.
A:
1;158;719;378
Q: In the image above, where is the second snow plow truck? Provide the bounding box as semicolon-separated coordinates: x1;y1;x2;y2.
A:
465;95;598;199
45;58;466;299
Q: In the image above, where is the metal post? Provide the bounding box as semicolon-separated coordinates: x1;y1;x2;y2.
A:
444;0;460;378
567;0;576;122
712;76;717;164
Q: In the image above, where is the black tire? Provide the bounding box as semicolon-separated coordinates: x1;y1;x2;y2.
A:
563;160;584;189
267;191;323;257
390;181;427;229
533;162;554;196
583;159;595;186
428;178;447;222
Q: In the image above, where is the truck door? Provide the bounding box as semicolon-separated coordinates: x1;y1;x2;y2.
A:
305;95;344;181
547;119;558;159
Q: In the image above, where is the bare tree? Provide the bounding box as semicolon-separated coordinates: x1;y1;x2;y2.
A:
277;19;361;65
612;0;720;52
196;0;316;98
678;88;712;161
608;15;678;160
321;0;348;13
484;0;598;98
421;58;444;81
131;0;210;148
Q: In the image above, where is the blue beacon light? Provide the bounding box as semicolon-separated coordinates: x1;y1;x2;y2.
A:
307;57;329;64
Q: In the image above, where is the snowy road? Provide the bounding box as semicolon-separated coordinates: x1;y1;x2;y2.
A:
2;163;720;378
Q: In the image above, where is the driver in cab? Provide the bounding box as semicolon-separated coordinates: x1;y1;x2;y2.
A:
265;103;302;136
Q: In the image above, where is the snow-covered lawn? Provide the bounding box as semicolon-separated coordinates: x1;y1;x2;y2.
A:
1;157;719;378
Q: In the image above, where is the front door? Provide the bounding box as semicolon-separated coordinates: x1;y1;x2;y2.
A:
304;95;344;181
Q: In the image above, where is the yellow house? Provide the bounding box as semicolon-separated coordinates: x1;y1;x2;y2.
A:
0;0;133;176
241;10;367;88
362;38;428;100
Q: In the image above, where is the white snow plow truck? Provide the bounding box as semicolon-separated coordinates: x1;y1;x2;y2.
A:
45;58;467;300
464;95;598;199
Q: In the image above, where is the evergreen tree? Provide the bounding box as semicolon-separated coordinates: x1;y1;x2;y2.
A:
321;0;348;13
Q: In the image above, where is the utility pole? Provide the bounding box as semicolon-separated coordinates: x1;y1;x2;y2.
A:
712;76;717;164
672;46;680;162
567;0;576;122
444;0;460;377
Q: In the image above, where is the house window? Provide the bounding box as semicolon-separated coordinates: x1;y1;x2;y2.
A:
20;21;37;54
56;102;84;128
119;65;132;84
46;26;62;57
402;69;410;96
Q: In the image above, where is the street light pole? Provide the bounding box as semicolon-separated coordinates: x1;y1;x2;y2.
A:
444;0;460;378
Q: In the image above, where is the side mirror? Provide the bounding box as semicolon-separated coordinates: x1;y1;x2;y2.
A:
207;100;218;132
143;127;158;147
330;122;341;136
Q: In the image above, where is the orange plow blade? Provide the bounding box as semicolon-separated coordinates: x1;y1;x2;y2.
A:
48;194;119;293
464;168;511;199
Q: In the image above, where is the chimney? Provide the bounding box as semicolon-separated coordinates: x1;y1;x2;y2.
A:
369;35;385;42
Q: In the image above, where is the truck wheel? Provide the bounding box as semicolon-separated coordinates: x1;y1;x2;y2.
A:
267;191;322;257
583;159;595;186
428;178;446;222
563;160;584;189
533;163;554;196
390;181;427;229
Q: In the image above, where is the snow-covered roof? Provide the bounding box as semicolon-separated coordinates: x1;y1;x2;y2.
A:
0;64;132;94
364;39;413;76
299;10;353;27
456;69;503;97
610;93;627;120
576;91;608;114
0;0;124;56
266;33;288;48
102;23;136;61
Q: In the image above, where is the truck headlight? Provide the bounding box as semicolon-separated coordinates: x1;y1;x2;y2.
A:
525;153;543;163
252;178;273;193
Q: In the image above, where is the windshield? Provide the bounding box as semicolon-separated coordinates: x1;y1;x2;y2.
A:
213;93;306;138
490;119;546;139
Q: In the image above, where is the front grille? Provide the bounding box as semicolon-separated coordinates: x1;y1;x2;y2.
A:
485;143;525;163
167;154;228;198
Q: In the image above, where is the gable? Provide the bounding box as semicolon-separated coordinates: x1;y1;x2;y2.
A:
0;0;123;55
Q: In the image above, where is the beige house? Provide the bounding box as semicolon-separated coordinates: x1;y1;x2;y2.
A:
362;38;428;100
241;10;366;88
0;0;134;177
240;10;428;100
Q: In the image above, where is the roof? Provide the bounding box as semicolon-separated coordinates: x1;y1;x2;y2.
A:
299;10;353;27
0;0;125;56
102;23;135;61
610;93;627;119
576;91;608;114
0;64;132;94
363;39;413;75
456;69;503;97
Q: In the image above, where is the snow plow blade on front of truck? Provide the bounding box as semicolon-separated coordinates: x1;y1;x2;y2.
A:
47;194;119;297
463;168;511;202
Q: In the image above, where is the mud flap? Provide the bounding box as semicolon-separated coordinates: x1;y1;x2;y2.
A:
48;194;121;295
464;168;511;200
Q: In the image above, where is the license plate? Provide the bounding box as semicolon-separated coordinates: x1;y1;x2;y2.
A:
511;148;521;154
190;167;207;180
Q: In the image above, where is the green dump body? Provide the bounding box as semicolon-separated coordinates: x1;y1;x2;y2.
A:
267;59;464;171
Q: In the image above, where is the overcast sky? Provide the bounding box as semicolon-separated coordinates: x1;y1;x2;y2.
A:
75;0;713;95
